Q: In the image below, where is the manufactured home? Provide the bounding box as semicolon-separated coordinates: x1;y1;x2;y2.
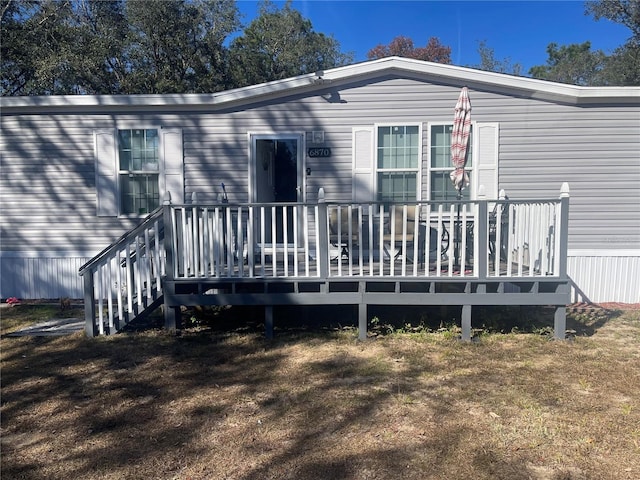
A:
1;57;638;336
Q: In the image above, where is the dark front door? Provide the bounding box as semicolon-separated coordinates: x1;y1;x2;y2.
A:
253;135;302;244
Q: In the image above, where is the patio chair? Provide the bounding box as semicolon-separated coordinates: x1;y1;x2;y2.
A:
383;205;417;261
329;206;360;261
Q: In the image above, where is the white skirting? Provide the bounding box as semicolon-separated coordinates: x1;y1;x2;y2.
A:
568;250;640;304
0;252;91;299
2;250;638;303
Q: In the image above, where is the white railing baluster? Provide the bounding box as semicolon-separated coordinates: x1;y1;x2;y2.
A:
436;206;443;276
293;206;299;277
116;250;124;323
303;206;310;277
423;204;431;276
106;259;114;329
199;208;205;276
460;205;467;276
271;206;277;276
248;206;255;277
125;243;133;313
400;205;407;276
314;205;321;277
144;228;152;300
135;235;142;309
154;220;163;286
236;206;243;278
260;207;266;276
283;206;289;277
358;206;364;276
412;204;419;277
97;267;104;335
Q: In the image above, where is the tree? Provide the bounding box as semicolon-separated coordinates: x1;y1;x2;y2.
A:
228;0;352;87
1;0;80;95
585;0;640;41
124;0;240;93
600;41;640;85
70;0;130;94
585;0;640;85
528;41;607;85
366;35;451;63
1;0;241;95
473;40;522;76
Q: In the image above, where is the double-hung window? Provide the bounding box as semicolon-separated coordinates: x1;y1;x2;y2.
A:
376;125;420;202
118;129;160;215
429;124;473;202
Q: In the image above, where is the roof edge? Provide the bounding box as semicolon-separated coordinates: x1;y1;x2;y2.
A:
1;57;638;110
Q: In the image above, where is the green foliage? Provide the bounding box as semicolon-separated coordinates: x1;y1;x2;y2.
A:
228;0;352;87
529;41;607;85
600;40;640;85
2;0;350;95
535;0;640;86
585;0;640;41
124;0;240;93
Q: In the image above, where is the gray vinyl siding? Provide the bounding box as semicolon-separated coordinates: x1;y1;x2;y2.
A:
1;76;638;265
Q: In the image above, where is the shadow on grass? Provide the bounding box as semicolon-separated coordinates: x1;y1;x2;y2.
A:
1;306;546;480
2;303;630;479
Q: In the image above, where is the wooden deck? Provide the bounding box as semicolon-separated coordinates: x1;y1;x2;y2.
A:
80;186;571;340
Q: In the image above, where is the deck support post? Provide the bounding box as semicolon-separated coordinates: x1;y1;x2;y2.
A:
461;305;472;341
554;305;566;340
265;305;274;340
554;183;571;341
83;272;98;337
358;302;367;341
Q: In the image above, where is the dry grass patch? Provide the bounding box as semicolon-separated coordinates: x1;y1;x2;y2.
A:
1;305;639;479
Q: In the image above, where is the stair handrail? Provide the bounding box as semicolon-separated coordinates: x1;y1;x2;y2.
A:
79;206;165;276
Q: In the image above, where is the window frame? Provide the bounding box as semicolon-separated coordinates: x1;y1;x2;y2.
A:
374;123;423;202
427;122;476;203
116;126;162;217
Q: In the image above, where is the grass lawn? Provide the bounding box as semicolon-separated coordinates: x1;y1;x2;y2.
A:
1;303;639;479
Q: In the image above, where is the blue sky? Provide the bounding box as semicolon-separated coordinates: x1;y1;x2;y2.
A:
236;0;631;74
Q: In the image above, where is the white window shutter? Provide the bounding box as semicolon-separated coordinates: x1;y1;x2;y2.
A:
475;123;499;199
160;128;184;204
352;126;374;202
94;129;118;216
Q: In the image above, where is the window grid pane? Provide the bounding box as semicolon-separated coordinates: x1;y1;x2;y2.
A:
377;172;417;203
120;174;160;215
118;129;159;171
118;128;160;215
376;125;419;201
430;124;473;169
430;171;470;206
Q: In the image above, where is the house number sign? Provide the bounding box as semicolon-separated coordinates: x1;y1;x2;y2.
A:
308;148;331;158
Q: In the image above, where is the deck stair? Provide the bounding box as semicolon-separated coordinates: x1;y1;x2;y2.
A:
79;207;166;336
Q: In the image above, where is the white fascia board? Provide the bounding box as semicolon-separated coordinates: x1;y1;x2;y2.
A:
568;249;640;257
2;57;639;112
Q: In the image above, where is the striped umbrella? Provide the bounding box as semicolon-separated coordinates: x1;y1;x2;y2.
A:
449;86;472;197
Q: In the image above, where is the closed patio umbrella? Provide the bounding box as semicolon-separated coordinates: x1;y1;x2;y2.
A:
450;87;472;268
449;86;472;196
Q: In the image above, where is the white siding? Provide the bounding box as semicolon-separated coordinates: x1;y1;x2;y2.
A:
1;75;639;301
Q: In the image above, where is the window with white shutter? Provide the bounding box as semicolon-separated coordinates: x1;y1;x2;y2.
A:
94;127;183;216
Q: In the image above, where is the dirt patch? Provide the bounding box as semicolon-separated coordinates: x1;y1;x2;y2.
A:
1;306;639;479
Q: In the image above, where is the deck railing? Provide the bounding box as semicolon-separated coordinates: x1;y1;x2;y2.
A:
167;186;569;281
81;184;569;336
